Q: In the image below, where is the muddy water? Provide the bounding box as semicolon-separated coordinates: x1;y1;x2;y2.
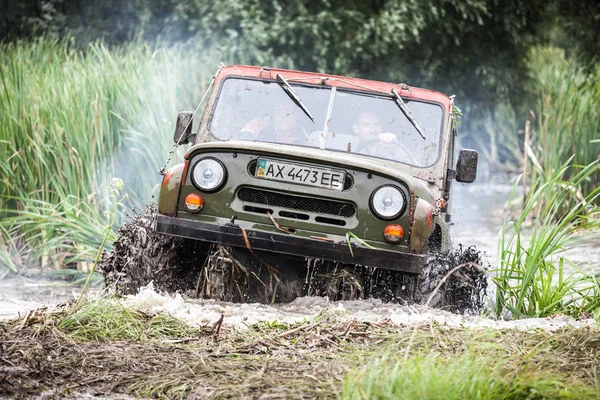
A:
451;182;510;259
452;181;600;272
1;182;598;326
0;276;89;320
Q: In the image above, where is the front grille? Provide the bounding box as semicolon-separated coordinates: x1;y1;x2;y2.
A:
248;160;353;190
238;187;356;218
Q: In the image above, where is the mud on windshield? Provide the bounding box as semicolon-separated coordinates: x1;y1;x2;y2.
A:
209;77;445;168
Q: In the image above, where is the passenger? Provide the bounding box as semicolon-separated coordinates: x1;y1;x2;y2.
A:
240;103;309;144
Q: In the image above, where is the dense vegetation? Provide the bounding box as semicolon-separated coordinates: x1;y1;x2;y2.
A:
529;49;600;205
0;40;217;272
2;1;599;108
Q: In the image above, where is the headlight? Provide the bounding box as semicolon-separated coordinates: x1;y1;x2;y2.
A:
370;185;406;220
191;158;226;192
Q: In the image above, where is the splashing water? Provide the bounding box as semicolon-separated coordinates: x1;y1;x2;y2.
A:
123;282;594;332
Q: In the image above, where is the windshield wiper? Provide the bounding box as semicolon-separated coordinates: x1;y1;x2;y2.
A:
391;88;426;140
276;73;315;122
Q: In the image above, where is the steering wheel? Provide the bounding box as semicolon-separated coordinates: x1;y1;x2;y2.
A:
389;140;416;164
292;126;312;142
237;129;256;141
238;123;312;145
237;124;279;142
355;139;415;164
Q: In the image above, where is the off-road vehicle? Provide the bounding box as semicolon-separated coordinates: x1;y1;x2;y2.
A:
103;65;482;307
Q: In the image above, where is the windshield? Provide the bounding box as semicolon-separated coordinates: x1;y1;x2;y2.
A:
209;77;444;167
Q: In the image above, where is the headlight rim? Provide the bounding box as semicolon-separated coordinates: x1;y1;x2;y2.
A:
369;184;407;221
190;156;227;193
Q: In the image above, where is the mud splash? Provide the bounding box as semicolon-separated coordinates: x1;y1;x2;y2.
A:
100;205;210;295
100;205;489;315
421;245;489;313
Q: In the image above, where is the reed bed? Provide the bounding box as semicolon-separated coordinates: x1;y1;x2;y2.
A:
0;38;219;272
530;52;600;208
494;160;600;319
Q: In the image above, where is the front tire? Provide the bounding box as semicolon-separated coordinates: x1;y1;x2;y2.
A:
416;245;488;313
101;205;209;295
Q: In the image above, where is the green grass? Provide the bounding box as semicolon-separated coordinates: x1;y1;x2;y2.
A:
3;296;600;399
343;352;598;399
0;38;219;272
58;297;198;342
494;160;600;319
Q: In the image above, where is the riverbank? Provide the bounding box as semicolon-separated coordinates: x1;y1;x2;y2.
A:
2;291;599;399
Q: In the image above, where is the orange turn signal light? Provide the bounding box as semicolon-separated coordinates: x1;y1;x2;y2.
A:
184;193;204;213
384;224;404;244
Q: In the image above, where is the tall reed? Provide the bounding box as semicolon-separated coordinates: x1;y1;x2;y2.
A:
494;160;600;319
529;49;600;207
0;38;221;272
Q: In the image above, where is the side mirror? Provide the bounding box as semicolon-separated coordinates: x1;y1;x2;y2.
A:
173;111;193;144
456;149;478;183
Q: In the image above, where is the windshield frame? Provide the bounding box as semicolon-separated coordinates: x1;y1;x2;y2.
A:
206;75;447;168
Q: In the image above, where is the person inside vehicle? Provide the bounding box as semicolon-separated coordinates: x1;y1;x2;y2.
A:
240;102;310;144
352;110;413;162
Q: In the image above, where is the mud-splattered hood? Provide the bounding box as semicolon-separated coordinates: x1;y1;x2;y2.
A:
185;141;442;203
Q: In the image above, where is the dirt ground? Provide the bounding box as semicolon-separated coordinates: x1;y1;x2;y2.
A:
2;301;600;399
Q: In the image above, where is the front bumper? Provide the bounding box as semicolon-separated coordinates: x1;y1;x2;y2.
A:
155;215;425;274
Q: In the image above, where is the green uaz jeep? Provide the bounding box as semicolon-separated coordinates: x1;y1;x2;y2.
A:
103;65;481;305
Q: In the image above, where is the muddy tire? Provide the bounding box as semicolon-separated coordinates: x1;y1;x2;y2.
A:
416;245;488;314
100;205;210;295
305;260;367;301
415;259;447;308
197;247;307;303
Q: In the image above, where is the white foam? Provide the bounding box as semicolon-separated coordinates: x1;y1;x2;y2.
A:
124;283;597;331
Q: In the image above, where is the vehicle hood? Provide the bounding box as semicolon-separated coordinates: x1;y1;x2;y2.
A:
185;141;442;203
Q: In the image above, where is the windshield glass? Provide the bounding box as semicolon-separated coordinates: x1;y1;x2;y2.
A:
209;77;444;167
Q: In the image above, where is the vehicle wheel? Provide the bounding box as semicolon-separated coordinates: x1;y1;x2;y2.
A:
390;141;416;164
416;245;488;313
415;253;448;308
363;267;417;304
100;205;210;295
305;260;366;301
196;247;307;303
195;245;241;301
443;245;488;314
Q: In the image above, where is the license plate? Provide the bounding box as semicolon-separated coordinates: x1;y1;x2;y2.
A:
255;158;346;191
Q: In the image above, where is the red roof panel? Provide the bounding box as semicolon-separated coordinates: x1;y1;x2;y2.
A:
215;65;452;111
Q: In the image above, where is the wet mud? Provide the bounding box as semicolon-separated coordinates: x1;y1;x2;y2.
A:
101;205;211;295
101;206;488;315
2;299;598;399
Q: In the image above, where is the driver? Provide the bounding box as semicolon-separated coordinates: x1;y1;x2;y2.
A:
353;111;411;162
240;103;308;144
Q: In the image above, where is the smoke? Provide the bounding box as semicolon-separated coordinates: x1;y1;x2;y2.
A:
97;44;225;220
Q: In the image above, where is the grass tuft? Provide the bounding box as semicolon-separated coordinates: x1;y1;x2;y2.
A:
343;352;598;399
58;297;197;342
